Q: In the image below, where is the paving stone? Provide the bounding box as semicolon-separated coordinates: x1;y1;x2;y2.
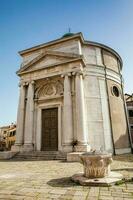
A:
111;192;124;197
99;196;114;200
49;189;67;195
100;191;111;196
86;197;99;200
0;154;132;200
59;194;74;199
74;190;88;196
100;187;109;191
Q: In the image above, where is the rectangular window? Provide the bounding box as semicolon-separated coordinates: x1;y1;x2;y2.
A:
130;125;133;129
128;110;133;117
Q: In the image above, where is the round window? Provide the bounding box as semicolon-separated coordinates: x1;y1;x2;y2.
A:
112;86;119;97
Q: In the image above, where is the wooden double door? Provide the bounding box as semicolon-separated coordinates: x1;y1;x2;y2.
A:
41;108;58;151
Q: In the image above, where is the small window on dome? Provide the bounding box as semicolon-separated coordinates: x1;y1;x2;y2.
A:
112;86;120;97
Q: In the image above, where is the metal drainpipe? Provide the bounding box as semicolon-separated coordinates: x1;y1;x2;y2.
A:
117;58;133;153
101;49;116;155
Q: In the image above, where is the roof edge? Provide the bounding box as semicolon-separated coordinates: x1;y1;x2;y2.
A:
18;32;123;69
19;32;84;55
84;40;123;68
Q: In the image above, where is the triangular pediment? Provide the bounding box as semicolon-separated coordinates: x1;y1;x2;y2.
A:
18;50;80;74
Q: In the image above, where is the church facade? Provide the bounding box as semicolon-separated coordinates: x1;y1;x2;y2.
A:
12;33;131;155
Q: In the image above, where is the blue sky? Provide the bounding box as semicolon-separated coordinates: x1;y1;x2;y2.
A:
0;0;133;126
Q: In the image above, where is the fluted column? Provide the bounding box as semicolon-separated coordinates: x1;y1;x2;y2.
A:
75;72;90;152
63;73;73;150
12;83;26;151
23;81;34;151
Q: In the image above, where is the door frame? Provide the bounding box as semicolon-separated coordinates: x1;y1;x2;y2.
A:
36;102;62;151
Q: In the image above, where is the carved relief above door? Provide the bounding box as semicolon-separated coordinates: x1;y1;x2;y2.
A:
35;79;63;99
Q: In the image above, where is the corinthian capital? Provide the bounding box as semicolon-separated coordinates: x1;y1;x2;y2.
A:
72;71;85;78
61;73;71;78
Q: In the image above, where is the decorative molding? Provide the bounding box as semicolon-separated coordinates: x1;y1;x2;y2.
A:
111;85;122;98
35;79;63;99
18;50;81;74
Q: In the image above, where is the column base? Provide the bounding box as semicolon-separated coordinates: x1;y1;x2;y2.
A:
21;144;34;152
74;144;91;152
62;144;73;152
11;143;22;152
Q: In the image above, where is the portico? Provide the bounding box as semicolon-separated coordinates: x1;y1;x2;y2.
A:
13;64;90;153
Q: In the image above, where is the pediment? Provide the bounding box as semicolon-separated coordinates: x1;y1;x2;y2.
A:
18;51;80;74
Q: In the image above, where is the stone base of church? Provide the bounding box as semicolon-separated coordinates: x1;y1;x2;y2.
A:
115;148;131;154
0;151;18;160
67;144;91;162
12;143;34;152
67;152;84;162
62;144;73;152
74;144;91;152
11;144;22;152
21;144;34;152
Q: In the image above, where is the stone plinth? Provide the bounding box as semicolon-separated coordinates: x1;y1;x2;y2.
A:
0;151;18;160
72;172;123;186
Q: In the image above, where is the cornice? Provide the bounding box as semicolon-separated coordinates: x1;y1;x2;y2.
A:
17;57;86;76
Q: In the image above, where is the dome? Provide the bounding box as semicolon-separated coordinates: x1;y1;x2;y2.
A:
62;32;74;38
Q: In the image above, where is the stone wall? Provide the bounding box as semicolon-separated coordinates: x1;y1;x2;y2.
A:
82;46;103;66
107;80;130;150
103;50;119;73
84;74;113;153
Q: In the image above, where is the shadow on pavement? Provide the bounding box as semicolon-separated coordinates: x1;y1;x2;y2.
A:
47;176;78;187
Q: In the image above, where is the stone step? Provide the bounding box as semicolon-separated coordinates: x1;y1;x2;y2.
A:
12;151;66;161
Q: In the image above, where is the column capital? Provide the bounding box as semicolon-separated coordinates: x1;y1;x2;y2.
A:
76;71;84;76
18;82;27;87
25;80;35;85
22;81;35;86
72;71;85;78
25;82;29;86
61;73;71;78
30;80;35;85
18;82;22;87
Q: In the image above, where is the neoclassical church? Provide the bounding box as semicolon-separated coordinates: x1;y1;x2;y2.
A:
12;32;131;156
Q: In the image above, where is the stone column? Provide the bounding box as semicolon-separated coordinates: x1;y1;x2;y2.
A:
62;73;73;151
74;72;90;152
23;81;35;151
12;83;26;151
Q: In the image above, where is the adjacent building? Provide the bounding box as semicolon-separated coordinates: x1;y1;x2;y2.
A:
125;93;133;147
12;32;131;155
0;124;16;151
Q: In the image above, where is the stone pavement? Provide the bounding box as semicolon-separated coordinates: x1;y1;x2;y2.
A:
0;154;133;200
